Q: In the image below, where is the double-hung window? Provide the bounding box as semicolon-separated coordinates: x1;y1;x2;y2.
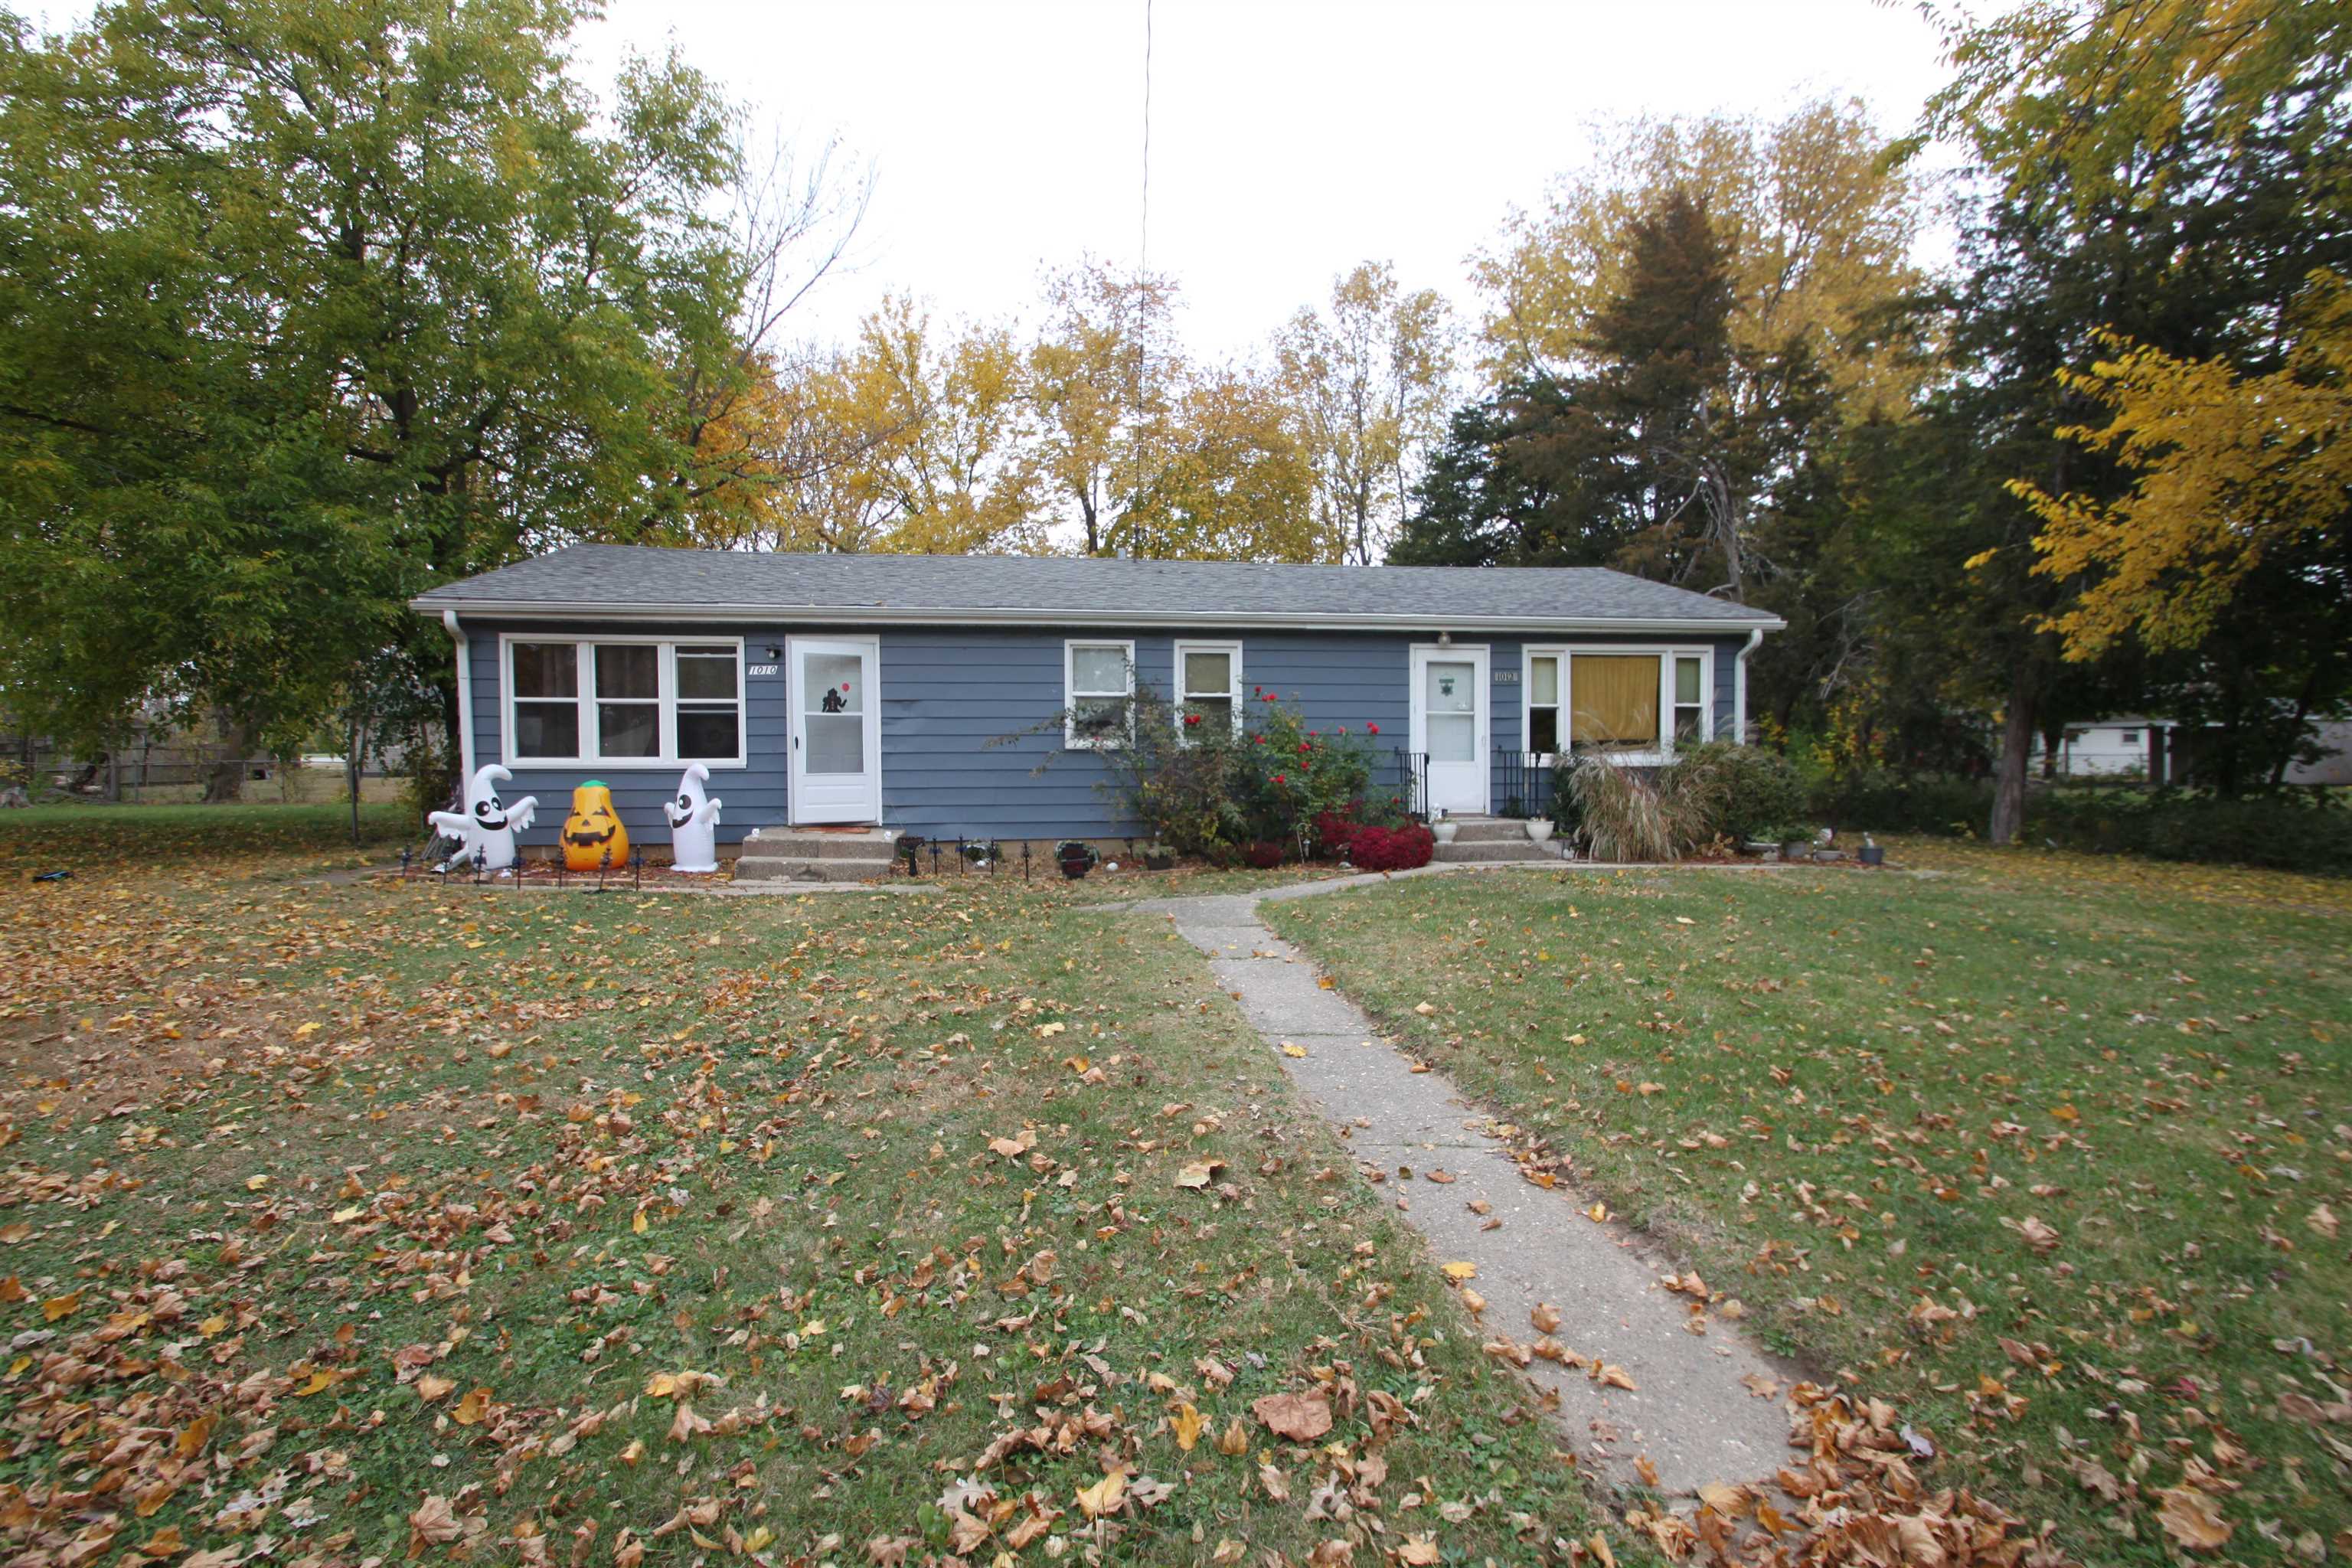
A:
1064;640;1135;747
1523;647;1713;763
1174;640;1242;739
504;638;745;767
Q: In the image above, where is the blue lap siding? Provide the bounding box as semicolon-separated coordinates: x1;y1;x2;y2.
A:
459;620;1749;851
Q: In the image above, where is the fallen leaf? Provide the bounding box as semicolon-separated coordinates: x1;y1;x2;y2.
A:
1074;1469;1125;1520
1252;1390;1333;1442
2156;1485;2233;1553
1171;1402;1205;1451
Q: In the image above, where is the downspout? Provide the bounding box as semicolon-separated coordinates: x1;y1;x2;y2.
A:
443;610;475;782
1733;628;1762;744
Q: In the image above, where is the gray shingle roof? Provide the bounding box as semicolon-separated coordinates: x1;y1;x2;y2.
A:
413;544;1781;631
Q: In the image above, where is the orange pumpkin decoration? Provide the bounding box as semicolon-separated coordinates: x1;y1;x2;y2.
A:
560;780;630;872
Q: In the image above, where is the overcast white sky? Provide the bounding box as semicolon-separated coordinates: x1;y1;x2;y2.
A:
31;0;1961;358
567;0;1958;358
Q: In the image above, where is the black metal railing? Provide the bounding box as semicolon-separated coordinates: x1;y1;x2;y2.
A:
1492;751;1557;820
1380;748;1429;817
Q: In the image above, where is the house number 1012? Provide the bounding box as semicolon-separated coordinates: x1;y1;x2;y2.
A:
746;662;779;677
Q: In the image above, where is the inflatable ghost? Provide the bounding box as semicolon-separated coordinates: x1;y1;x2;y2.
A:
663;763;723;874
428;763;537;873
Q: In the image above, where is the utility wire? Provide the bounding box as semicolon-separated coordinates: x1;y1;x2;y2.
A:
1140;0;1153;271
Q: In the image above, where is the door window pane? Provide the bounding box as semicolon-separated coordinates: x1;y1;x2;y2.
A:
1570;655;1661;748
1429;714;1476;763
595;645;658;700
1424;659;1475;714
805;714;863;773
805;652;861;714
803;649;864;775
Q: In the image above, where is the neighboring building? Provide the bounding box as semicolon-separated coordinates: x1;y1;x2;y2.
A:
2287;719;2352;786
2031;715;2352;786
2032;717;2166;778
410;546;1782;849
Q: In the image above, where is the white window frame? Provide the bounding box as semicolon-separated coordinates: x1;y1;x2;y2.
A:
1521;644;1716;767
1171;639;1243;740
1063;639;1136;750
499;634;747;769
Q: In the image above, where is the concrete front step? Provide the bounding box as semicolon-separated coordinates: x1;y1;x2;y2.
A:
743;828;899;860
733;854;898;884
1442;816;1540;844
1433;838;1560;864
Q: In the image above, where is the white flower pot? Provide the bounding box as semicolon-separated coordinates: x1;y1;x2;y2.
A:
1524;818;1555;844
1432;820;1459;844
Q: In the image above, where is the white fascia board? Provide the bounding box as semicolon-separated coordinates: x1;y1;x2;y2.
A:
415;598;1785;635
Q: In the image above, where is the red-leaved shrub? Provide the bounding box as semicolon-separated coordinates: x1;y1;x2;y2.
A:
1312;809;1359;858
1347;824;1434;872
1243;840;1285;869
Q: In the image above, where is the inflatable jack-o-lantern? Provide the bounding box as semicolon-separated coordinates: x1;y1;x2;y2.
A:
560;779;631;872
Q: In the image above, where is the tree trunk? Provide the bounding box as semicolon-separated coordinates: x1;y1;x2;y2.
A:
203;714;250;803
1988;666;2037;845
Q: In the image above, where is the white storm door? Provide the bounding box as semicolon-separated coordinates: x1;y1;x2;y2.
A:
788;636;881;824
1410;645;1488;815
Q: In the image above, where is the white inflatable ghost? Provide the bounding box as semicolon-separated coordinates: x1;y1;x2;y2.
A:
428;763;538;873
663;763;723;874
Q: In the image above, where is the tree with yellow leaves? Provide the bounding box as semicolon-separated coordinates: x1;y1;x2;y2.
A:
2014;273;2352;658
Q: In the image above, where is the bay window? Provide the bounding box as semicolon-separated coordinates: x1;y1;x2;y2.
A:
502;638;744;766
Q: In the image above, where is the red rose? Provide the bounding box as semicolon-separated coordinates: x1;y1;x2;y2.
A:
1273;773;1285;784
1367;723;1380;735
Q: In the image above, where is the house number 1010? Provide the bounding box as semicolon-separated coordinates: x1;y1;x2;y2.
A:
746;662;779;677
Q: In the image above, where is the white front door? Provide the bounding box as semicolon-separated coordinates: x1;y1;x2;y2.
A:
1410;644;1488;816
789;636;881;824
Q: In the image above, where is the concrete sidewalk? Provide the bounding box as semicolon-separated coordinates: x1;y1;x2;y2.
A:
1134;880;1797;1503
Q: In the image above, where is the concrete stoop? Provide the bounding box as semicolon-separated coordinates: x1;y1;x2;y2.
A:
1432;814;1563;865
731;826;899;884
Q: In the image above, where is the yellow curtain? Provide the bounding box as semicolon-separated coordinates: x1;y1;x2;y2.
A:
1570;655;1660;748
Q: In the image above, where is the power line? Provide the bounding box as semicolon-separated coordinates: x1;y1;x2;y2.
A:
1140;0;1152;271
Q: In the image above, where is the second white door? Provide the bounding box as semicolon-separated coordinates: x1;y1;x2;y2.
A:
789;636;881;824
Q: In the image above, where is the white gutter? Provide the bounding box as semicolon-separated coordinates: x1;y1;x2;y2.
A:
443;610;475;782
1733;626;1763;743
410;597;1784;636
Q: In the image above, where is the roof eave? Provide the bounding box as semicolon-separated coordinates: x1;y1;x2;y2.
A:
408;596;1785;635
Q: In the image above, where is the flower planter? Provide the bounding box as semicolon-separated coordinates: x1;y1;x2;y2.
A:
1432;820;1459;845
1781;841;1811;861
1857;844;1885;867
1144;852;1174;871
1059;856;1093;880
1524;818;1555;844
1743;841;1780;861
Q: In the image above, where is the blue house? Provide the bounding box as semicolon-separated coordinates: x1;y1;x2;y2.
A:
411;546;1781;854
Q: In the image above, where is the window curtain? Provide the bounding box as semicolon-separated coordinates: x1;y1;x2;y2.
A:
1570;655;1660;748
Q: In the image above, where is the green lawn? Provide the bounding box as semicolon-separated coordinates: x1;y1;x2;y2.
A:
0;797;414;867
1263;848;2352;1566
0;851;1592;1567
